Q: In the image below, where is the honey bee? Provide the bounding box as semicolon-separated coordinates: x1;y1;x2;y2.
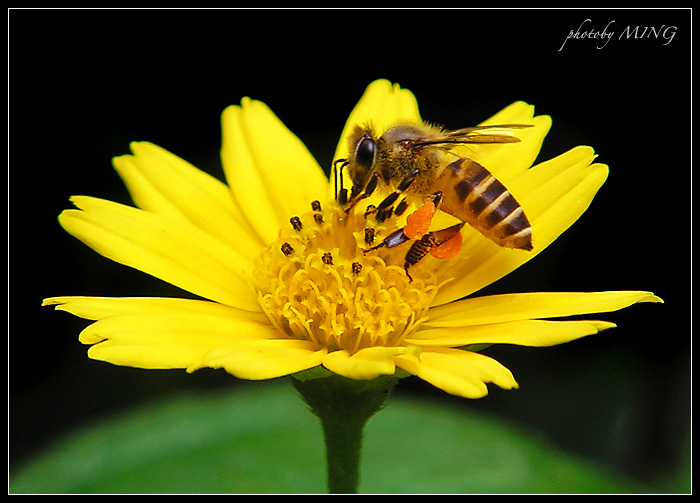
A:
333;121;534;278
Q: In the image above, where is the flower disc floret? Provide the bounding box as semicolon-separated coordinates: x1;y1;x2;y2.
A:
253;197;441;354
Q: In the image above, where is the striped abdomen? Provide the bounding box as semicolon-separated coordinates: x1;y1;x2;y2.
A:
436;158;532;250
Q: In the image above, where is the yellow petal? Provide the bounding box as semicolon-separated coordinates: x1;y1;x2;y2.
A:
59;196;258;310
87;344;208;370
330;79;421;200
406;319;616;347
426;291;663;327
42;296;268;324
434;146;608;305
221;98;329;244
333;79;421;160
80;312;280;368
78;312;277;346
188;339;327;380
113;141;263;259
477;114;552;181
394;347;518;399
322;347;404;379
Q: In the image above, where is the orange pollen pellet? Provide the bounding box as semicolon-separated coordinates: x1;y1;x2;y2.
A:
404;201;436;239
429;230;463;259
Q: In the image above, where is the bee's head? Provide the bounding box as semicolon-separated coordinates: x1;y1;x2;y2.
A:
345;123;428;185
344;125;379;190
334;123;433;201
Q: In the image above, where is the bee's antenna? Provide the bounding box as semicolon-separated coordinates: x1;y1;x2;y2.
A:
333;158;348;201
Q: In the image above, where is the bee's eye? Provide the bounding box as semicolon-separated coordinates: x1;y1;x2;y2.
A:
355;136;376;171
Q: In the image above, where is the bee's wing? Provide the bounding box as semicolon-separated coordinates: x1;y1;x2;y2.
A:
449;124;534;133
416;124;533;146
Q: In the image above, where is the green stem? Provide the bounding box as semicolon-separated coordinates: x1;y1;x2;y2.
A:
292;373;397;494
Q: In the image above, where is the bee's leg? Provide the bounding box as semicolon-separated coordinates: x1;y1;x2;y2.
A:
363;227;411;255
403;222;465;280
363;190;463;279
360;171;422;254
363;190;443;257
340;172;380;212
366;168;421;222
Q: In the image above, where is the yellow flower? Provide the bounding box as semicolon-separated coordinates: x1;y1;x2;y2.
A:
43;79;661;399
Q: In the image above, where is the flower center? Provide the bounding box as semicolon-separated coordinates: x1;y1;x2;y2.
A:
252;193;446;353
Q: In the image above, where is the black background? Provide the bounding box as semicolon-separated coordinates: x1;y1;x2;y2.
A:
10;8;690;489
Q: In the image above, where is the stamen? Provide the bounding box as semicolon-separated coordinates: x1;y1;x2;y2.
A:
364;227;375;246
281;242;294;257
322;252;333;265
290;216;303;231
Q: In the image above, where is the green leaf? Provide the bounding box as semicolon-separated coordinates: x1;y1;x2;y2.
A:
11;381;653;493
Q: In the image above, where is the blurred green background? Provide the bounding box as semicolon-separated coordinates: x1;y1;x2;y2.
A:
10;8;689;493
9;382;686;493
